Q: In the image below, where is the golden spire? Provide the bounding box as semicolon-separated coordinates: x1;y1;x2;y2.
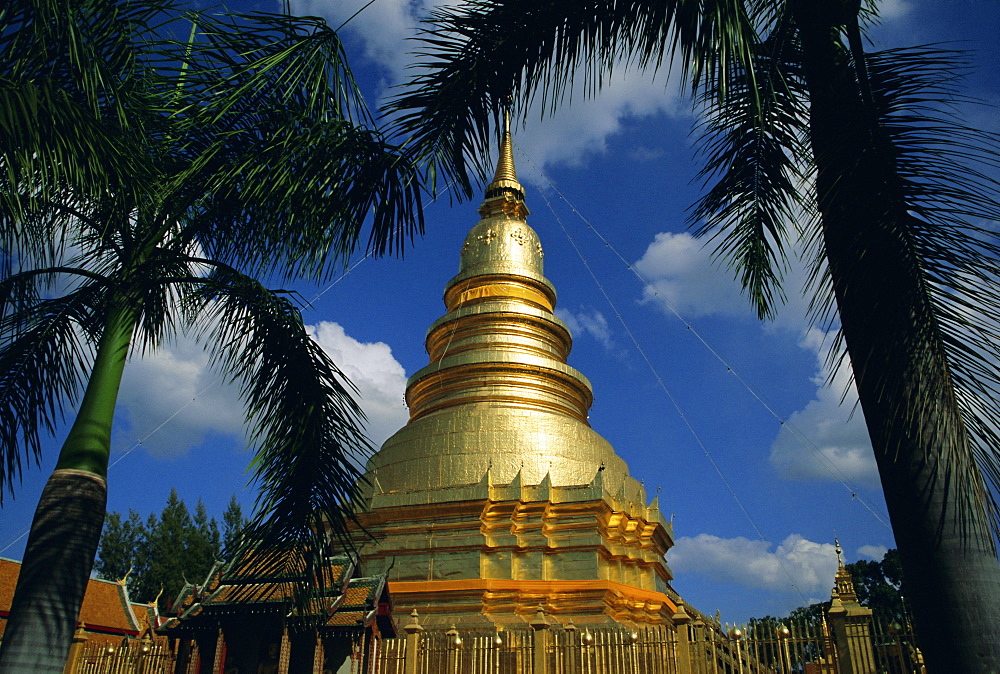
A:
832;538;859;602
364;106;640;496
492;111;518;185
478;110;528;219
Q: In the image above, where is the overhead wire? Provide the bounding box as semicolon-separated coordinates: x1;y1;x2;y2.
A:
517;147;891;532
520;161;811;605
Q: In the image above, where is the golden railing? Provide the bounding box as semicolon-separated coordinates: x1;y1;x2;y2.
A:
373;616;923;674
71;638;173;674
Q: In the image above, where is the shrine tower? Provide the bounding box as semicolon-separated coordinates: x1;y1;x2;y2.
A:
355;118;676;628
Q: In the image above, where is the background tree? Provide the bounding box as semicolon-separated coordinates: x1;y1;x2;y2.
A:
751;550;907;622
93;510;148;584
222;494;249;559
96;490;225;610
0;1;424;669
845;549;906;623
142;491;220;610
386;0;1000;667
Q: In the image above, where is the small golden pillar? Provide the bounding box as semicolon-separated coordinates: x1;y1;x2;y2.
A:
212;627;226;674
62;622;88;674
312;632;324;674
277;626;291;674
403;610;424;674
826;541;876;674
530;605;551;674
672;603;694;674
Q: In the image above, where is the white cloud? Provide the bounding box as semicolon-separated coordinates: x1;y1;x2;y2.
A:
291;0;444;84
117;335;247;458
670;533;839;598
633;231;818;329
513;69;686;174
556;307;613;349
634;232;756;320
293;0;687;175
768;328;879;487
875;0;911;20
857;544;889;561
306;321;410;447
116;320;408;458
631;231;876;486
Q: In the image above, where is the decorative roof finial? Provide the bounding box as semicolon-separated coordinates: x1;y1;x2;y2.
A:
478;108;528;220
492;110;518;185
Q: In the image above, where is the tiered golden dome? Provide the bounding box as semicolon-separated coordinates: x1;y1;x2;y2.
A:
364;117;635;500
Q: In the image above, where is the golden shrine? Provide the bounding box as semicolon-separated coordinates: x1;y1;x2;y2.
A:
354;119;677;629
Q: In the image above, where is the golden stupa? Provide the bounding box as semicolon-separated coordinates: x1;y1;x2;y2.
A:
355;118;677;628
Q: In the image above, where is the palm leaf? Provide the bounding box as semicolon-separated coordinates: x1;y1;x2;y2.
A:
691;14;813;319
181;265;370;600
150;12;424;277
386;0;758;200
0;0;171;221
862;44;1000;532
0;280;106;498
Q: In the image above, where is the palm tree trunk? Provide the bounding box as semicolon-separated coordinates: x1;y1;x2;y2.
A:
791;0;1000;668
0;303;135;673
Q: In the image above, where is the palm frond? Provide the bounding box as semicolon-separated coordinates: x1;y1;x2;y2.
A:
0;0;171;220
864;44;1000;531
0;281;105;499
386;0;758;200
180;12;370;127
182;265;370;599
177;116;424;279
146;12;424;275
690;18;813;319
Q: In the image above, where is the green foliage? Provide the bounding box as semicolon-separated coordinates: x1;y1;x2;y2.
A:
2;0;425;617
222;494;249;558
845;549;906;622
93;510;147;583
1;0;426;665
95;490;235;610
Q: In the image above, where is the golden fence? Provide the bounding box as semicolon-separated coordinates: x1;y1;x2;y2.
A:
373;624;678;674
372;618;922;674
72;638;173;674
60;616;922;673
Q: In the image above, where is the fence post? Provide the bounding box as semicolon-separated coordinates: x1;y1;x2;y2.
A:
212;627;226;674
530;604;551;674
277;625;292;674
564;620;578;673
62;623;88;674
403;609;425;674
446;624;463;674
827;543;877;674
827;602;876;674
312;632;325;674
672;602;693;674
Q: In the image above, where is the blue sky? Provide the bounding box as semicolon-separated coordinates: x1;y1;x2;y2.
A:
2;0;999;624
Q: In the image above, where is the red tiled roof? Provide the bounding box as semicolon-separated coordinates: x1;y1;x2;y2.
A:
0;558;140;640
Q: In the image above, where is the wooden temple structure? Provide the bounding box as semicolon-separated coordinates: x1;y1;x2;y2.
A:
159;549;394;673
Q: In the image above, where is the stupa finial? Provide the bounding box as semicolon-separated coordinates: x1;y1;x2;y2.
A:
478;108;528;220
491;110;518;185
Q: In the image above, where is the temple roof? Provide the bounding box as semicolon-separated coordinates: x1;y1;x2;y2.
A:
160;549;395;636
0;557;144;643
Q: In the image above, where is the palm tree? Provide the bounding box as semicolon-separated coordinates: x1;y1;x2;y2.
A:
386;0;1000;668
0;1;423;670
